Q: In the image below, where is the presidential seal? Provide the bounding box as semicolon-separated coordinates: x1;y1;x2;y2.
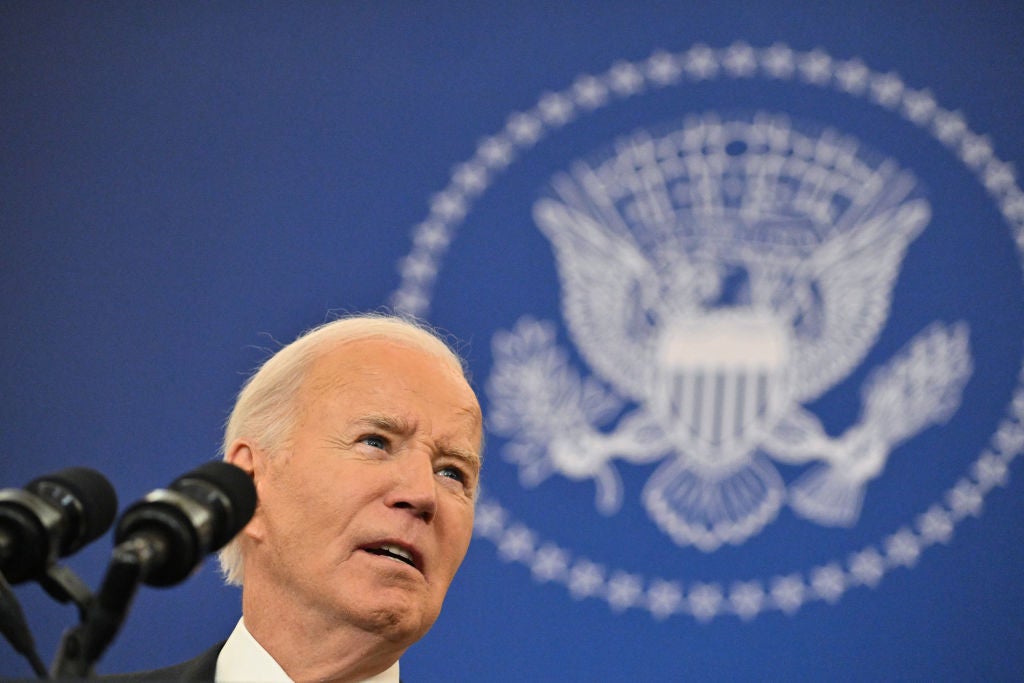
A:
392;43;1023;621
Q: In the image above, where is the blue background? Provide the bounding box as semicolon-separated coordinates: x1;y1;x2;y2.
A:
3;3;1023;681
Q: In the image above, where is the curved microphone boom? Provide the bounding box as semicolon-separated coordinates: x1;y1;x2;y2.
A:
0;467;118;584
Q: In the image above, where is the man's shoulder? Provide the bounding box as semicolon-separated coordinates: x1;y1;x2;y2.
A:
98;642;224;682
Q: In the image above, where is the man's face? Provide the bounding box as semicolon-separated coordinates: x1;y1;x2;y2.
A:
239;338;482;645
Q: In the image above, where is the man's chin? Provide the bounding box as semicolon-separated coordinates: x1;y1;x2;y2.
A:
358;600;438;646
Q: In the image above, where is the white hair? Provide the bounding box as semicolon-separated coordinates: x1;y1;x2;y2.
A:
217;313;472;586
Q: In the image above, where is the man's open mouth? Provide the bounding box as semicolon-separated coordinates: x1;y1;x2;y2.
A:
364;543;418;569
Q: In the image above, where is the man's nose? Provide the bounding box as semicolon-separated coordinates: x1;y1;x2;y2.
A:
386;449;438;522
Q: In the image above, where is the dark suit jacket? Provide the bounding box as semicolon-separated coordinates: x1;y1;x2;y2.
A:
99;642;224;682
97;641;404;682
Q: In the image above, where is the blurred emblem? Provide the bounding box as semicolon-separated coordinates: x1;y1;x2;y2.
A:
392;42;1023;621
486;115;973;550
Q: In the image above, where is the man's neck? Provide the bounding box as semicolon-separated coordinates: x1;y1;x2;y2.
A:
241;589;407;682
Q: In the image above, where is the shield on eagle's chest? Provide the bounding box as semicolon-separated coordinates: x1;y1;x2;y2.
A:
652;310;792;468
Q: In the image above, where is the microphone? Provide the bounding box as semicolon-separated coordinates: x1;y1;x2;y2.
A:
112;460;257;586
52;461;256;678
0;467;115;679
0;467;118;584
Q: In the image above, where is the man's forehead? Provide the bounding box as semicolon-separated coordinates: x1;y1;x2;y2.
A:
312;336;460;375
303;338;482;428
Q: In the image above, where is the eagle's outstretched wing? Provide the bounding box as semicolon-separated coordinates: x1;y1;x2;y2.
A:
533;198;664;400
787;194;931;401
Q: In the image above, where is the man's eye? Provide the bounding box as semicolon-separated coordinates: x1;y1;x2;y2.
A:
361;435;388;450
437;466;466;483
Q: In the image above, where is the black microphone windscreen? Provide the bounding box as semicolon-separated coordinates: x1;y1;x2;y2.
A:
172;461;256;548
26;466;118;557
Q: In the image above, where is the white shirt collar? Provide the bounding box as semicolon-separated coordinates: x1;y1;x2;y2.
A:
215;617;400;683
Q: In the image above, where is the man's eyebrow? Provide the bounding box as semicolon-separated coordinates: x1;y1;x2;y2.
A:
358;413;413;434
358;413;482;469
440;444;482;472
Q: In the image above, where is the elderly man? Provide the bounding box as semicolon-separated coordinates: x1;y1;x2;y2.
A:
116;314;483;682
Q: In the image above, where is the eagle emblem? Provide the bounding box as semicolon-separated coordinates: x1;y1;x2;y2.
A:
486;113;973;551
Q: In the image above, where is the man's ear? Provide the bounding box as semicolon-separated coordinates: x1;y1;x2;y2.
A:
224;440;265;541
225;439;256;475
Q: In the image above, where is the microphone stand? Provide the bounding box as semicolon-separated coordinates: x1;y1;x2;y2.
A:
1;527;98;679
0;570;48;679
51;536;166;679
